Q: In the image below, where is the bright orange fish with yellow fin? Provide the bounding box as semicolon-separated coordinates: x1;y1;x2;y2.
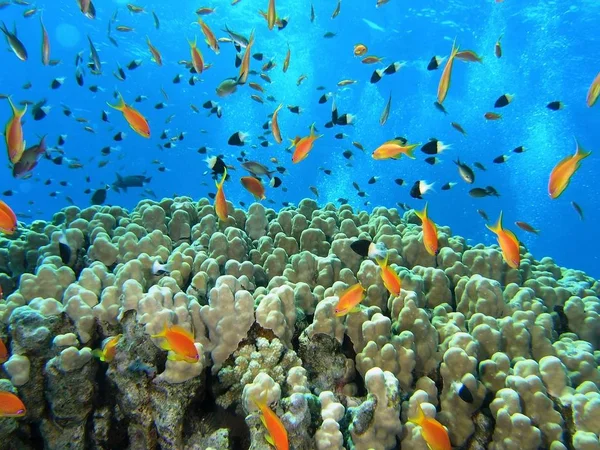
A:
107;93;150;138
548;139;591;199
251;393;289;450
214;167;228;222
415;203;439;256
4;97;27;164
290;123;322;163
486;211;521;269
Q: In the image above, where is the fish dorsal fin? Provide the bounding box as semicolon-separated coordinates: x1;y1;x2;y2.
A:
170;325;194;340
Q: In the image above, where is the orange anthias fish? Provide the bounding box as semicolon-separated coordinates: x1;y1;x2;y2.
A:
241;176;266;200
376;253;401;297
548;139;591;199
372;140;419;160
238;30;255;85
214;167;228;221
484;112;501;120
486;211;520;269
437;39;459;104
0;200;18;235
107;93;150;138
146;36;162;65
271;104;283;143
0;391;26;418
291;123;322;163
252;394;289;450
267;0;277;30
4;97;27;164
495;34;503;58
92;334;122;362
455;49;482;63
415;202;439;256
151;323;199;363
197;17;219;54
0;338;8;363
409;403;451;450
188;36;205;74
586;72;600;107
353;43;367;56
334;283;366;316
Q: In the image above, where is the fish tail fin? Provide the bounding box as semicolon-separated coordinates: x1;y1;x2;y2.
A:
415;202;428;221
486;211;503;234
575;138;591;160
216;167;228;189
375;250;389;268
107;92;125;111
91;349;105;361
409;403;426;426
406;144;419;159
150;321;169;339
450;37;459;56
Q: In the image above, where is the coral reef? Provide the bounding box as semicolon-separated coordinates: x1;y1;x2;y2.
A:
0;198;599;450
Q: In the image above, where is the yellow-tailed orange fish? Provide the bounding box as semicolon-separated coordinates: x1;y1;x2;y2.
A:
290;123;322;163
376;252;401;297
197;17;219;54
127;3;145;13
362;55;384;64
283;43;290;73
415;202;439;256
548;139;591;199
437;39;459;104
0;391;26;417
334;283;366;316
251;394;289;450
0;22;28;61
0;200;17;235
107;93;150;138
214;167;228;221
241;176;266;200
271;104;283;143
92;334;122;362
146;36;162;65
267;0;277;30
238;30;255;84
409;403;451;450
40;16;50;65
0;338;8;363
353;43;367;56
4;97;27;164
486;211;520;269
586;72;600;107
151;323;199;363
371;140;419;160
188;36;204;74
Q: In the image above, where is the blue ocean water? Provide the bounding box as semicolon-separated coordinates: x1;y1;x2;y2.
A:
1;0;598;276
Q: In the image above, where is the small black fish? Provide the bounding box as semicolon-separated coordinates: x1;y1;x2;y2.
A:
91;188;107;205
58;231;71;265
477;209;489;221
454;158;475;184
350;239;387;259
427;55;443;70
394;178;405;186
113;131;125;141
513;146;526;153
494;94;514;108
50;77;65;89
546;101;563;111
288;105;301;114
269;176;282;188
228;131;247;146
469;188;489;198
421;138;450;155
342;150;353;159
434;101;448;115
441;182;457;190
571;201;583;220
384;61;402;75
493;154;509;164
101;110;109;122
474;162;486;171
3;190;14;196
424;156;440;165
410;180;434;199
336;113;354;126
454;382;474;403
370;68;383;84
368;176;378;184
127;59;142;70
319;93;330;104
252;52;264;61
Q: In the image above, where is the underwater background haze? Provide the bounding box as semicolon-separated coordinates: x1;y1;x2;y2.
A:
1;0;599;276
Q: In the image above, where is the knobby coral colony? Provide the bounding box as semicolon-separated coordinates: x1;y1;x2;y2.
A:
0;197;598;450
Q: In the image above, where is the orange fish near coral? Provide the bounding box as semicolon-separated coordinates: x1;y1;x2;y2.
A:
486;211;520;269
151;323;199;363
4;97;27;164
409;403;451;450
376;253;401;297
251;394;289;450
241;176;266;200
107;93;150;138
271;104;283;144
92;334;122;362
0;338;8;363
415;203;439;256
0;392;26;417
437;39;459;104
214;167;228;221
0;200;17;235
334;283;366;316
548;139;591;199
291;123;322;163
